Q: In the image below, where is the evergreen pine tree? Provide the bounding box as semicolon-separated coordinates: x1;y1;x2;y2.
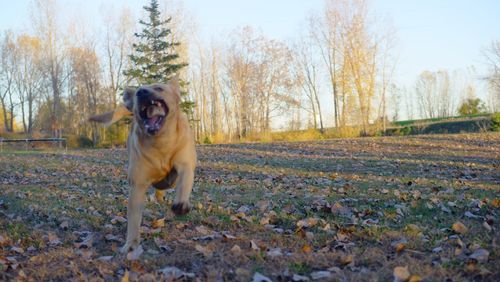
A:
125;0;194;114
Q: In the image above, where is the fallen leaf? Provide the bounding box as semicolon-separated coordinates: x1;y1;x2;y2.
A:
469;248;489;262
195;244;213;258
331;202;353;218
292;273;310;281
391;239;408;253
252;272;272;282
111;215;127;224
195;225;210;235
259;217;270;225
151;218;165;229
48;232;61;246
250;240;260;251
74;233;94;249
98;256;113;261
393;266;410;282
158;266;195;279
0;235;9;247
482;221;492;231
464;211;478;218
452;221;468;234
222;234;237;241
491;198;500;208
11;246;24;254
310;271;332;280
408;275;422;282
302;245;312;253
339;255;353;266
59;221;69;230
297;217;319;228
121;270;129;282
231;244;242;255
266;248;282;257
305;231;314;241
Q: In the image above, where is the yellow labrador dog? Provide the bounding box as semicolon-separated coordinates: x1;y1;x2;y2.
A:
90;78;196;254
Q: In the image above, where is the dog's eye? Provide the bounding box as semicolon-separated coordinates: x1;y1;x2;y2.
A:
154;86;163;92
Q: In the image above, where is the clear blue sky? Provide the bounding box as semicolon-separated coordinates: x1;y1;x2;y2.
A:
1;0;499;107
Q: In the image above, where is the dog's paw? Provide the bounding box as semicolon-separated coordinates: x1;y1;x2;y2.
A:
120;241;139;254
172;202;190;216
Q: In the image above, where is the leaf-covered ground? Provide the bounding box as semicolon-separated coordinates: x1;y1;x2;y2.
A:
1;133;499;281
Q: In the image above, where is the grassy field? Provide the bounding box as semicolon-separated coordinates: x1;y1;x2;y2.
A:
0;133;499;281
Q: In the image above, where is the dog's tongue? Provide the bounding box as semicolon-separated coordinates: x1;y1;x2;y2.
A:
146;116;160;127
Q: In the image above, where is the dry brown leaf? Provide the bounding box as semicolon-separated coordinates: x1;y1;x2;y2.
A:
395;243;406;253
0;235;9;247
452;221;468;234
121;270;129;282
340;255;353;266
222;234;237;241
297;217;319;228
259;217;270;225
230;244;242;255
195;244;213;258
491;198;500;208
48;232;61;246
302;245;312;253
195;225;210;235
408;275;422;282
151;218;165;229
250;240;260;251
393;266;410;282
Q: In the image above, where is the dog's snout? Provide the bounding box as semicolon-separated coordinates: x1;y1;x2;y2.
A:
136;88;150;97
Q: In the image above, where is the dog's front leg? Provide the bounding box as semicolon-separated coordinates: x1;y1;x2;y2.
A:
171;165;194;216
121;182;148;253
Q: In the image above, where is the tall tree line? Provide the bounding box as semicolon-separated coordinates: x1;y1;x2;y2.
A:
0;0;498;144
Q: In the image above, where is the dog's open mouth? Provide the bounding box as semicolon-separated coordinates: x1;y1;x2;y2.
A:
139;99;168;135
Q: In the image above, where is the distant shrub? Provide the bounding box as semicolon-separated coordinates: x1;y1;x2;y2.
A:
66;135;93;148
491;113;500;131
400;126;412;136
202;136;212;144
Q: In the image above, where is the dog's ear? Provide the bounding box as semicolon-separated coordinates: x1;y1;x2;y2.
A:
89;104;132;127
168;76;181;105
123;87;136;111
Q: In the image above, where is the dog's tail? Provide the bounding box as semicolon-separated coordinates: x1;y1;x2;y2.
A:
88;104;132;127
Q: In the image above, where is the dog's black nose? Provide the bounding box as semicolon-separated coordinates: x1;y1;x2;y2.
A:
136;88;149;97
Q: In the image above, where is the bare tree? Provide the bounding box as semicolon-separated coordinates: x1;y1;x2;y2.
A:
293;36;324;132
32;0;69;138
0;32;16;132
12;35;44;134
483;41;500;93
483;41;500;112
101;7;135;107
67;45;103;145
309;5;342;128
415;71;437;119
